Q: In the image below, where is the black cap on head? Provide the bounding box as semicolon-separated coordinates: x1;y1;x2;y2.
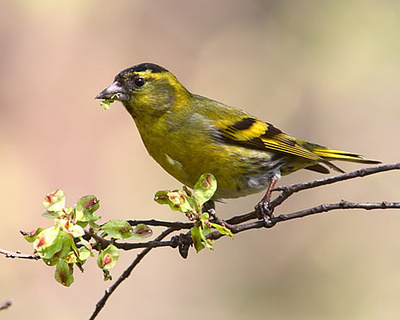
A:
129;63;169;74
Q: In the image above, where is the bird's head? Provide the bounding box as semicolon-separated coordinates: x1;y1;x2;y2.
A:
96;63;189;117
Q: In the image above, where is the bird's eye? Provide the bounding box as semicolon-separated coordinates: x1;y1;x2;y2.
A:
134;77;145;87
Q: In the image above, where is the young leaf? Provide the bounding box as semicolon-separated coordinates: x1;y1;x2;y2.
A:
43;190;65;212
101;220;133;239
42;211;60;219
193;174;217;206
209;222;234;239
97;244;119;271
65;223;85;238
190;226;205;252
21;228;45;243
77;246;92;261
74;195;100;222
191;224;215;252
100;93;119;110
155;190;196;214
55;260;74;287
33;225;64;259
129;224;153;240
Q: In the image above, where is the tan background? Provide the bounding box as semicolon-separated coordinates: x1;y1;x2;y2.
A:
1;1;399;319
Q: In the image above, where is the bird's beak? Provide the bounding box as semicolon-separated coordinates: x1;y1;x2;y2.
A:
95;82;129;101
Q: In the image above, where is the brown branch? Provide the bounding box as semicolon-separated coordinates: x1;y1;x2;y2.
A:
6;162;398;319
127;219;193;229
208;200;400;240
114;240;175;250
0;248;40;260
82;163;400;253
226;162;400;225
85;219;190;251
273;200;400;222
88;227;176;320
0;299;12;311
86;162;400;319
272;162;400;207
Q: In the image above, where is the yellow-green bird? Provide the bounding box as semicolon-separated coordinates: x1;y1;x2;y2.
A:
96;63;380;216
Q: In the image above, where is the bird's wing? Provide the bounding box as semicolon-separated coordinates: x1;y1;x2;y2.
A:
215;116;322;162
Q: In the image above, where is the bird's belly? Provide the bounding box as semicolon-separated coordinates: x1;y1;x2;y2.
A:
147;141;284;199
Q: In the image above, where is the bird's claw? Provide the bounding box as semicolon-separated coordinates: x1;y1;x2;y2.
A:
255;200;275;227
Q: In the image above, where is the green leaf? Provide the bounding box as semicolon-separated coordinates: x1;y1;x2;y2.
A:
209;222;234;239
193;173;217;206
34;226;76;262
43;190;65;212
77;246;92;261
78;237;93;252
22;228;45;243
42;256;60;267
34;225;64;259
74;195;100;222
190;226;205;252
100;100;112;110
101;220;133;239
190;224;214;252
154;190;196;214
100;93;119;110
64;251;78;264
199;212;209;221
55;260;74;287
97;244;119;271
66;223;85;238
129;224;153;240
42;211;60;219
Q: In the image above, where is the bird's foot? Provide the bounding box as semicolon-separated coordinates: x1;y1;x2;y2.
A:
254;199;275;227
254;173;279;227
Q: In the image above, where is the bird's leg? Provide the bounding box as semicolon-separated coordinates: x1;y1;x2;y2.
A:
255;174;279;224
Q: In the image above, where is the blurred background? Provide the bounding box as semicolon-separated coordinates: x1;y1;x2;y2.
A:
1;0;399;319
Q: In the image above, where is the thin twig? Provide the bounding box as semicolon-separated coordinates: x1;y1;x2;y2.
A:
114;239;175;250
272;162;400;207
208;200;400;240
0;299;12;311
273;200;400;222
5;162;399;319
127;219;193;229
88;227;176;320
0;248;40;260
225;162;400;225
86;230;176;250
79;162;400;318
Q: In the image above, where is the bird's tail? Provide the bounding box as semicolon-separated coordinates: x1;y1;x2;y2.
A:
299;141;381;173
312;148;380;165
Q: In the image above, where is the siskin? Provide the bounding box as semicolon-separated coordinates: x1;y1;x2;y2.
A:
96;63;380;217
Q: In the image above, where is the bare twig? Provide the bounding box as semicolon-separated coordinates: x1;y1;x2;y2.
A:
114;239;175;250
0;248;40;260
225;162;400;225
6;162;399;319
208;200;400;240
88;227;176;320
86;162;400;319
0;299;12;311
273;200;400;222
86;219;191;251
272;162;400;207
127;219;193;229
